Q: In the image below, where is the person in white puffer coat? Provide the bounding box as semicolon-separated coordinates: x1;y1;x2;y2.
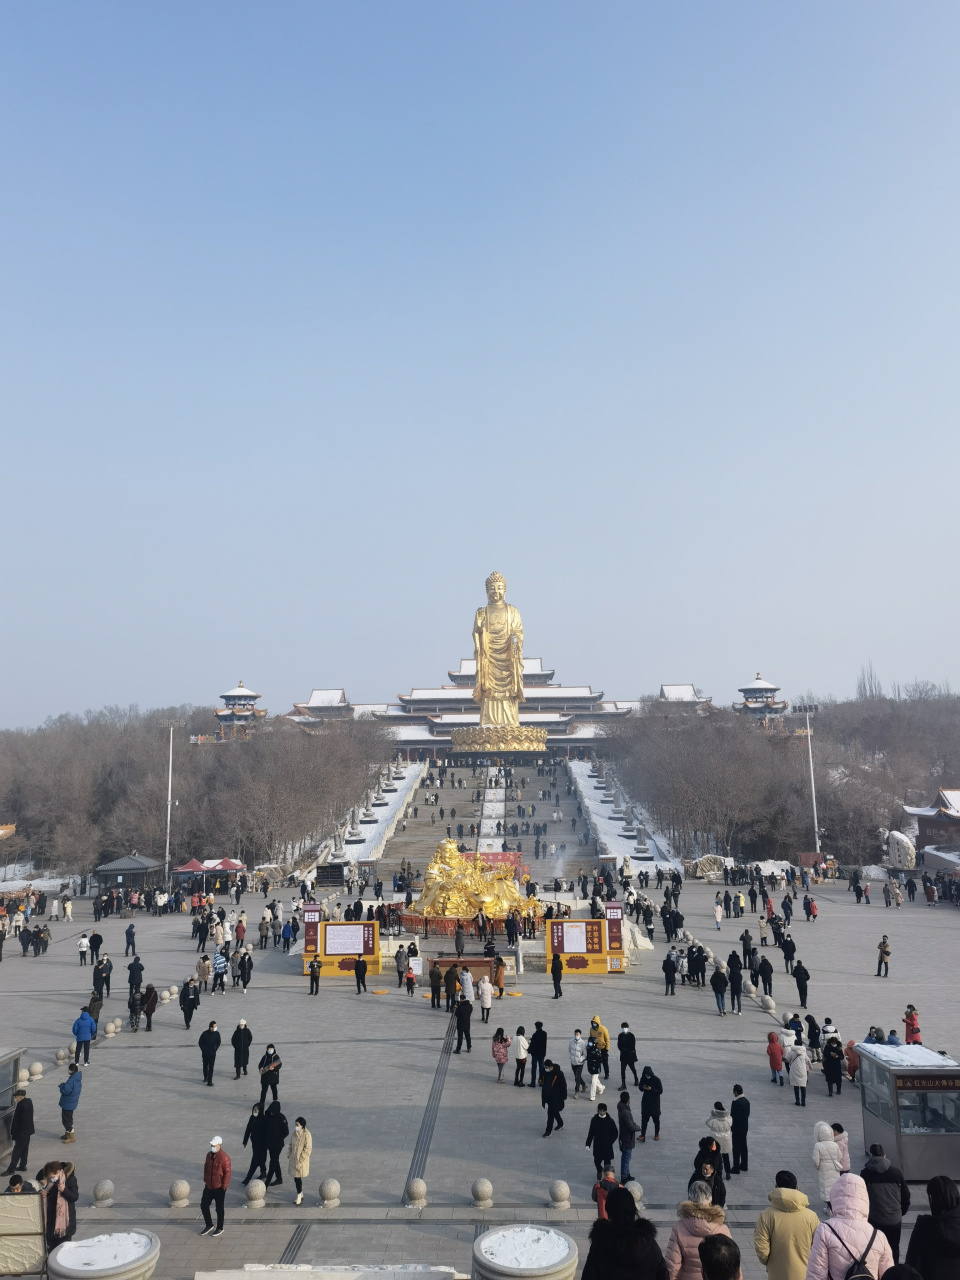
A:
785;1043;812;1107
805;1173;893;1280
813;1121;845;1206
705;1102;733;1179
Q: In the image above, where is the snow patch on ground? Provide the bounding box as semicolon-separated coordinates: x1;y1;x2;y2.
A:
55;1232;153;1269
478;1225;571;1268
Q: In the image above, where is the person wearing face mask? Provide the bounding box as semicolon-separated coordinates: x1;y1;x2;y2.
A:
199;1021;221;1087
287;1117;312;1206
258;1044;282;1107
568;1028;587;1098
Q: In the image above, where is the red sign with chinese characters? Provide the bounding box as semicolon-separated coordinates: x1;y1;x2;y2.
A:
605;904;623;952
303;905;321;954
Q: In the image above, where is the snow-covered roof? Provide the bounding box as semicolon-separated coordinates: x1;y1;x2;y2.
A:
738;674;779;693
451;658;546;676
304;689;347;707
904;789;960;819
856;1044;959;1069
660;684;699;701
427;712;572;724
400;685;597;701
221;682;260;700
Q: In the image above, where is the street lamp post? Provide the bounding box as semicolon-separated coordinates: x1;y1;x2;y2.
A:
165;726;174;886
795;704;820;856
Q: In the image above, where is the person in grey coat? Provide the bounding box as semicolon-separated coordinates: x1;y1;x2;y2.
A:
617;1092;638;1184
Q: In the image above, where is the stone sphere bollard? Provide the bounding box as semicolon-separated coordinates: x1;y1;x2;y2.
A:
743;980;756;997
168;984;178;995
56;1049;68;1063
319;1177;341;1208
472;1177;494;1209
159;990;170;1003
168;1179;190;1208
547;1179;570;1210
405;1177;427;1208
703;949;714;963
17;1068;29;1084
28;1062;43;1080
760;995;776;1012
474;1225;578;1280
245;1179;266;1209
93;1179;114;1208
69;1041;77;1055
104;1024;115;1038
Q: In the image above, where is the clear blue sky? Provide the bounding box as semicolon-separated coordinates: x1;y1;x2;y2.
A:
2;4;958;727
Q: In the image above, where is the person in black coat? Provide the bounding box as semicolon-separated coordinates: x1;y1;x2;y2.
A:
127;956;144;992
581;1185;668;1280
905;1175;960;1280
691;1139;726;1207
617;1023;639;1088
758;955;774;996
585;1103;618;1181
793;962;810;1009
241;1103;267;1185
2;1091;34;1174
541;1060;567;1136
180;978;200;1028
42;1159;79;1247
453;996;473;1053
727;962;743;1015
354;956;367;994
198;1021;221;1086
662;954;677;996
263;1100;289;1188
232;1020;252;1078
639;1065;663;1140
528;1022;547;1087
258;1044;282;1106
823;1035;845;1096
550;952;563;999
730;1085;749;1173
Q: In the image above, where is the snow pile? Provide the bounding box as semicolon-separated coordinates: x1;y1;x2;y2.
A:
479;1226;571;1268
858;865;890;880
54;1232;153;1269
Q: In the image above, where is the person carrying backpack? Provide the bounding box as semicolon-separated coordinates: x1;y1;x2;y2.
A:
805;1173;893;1280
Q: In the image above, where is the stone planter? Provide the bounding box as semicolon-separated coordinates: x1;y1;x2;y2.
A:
473;1225;577;1280
48;1231;161;1280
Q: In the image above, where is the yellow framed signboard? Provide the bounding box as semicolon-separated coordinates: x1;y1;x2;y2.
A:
547;918;626;975
302;919;382;976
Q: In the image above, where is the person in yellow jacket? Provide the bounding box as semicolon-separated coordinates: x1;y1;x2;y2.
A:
590;1015;611;1081
287;1117;312;1206
754;1169;819;1280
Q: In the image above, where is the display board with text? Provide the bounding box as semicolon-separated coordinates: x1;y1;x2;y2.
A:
546;916;626;975
302;919;382;976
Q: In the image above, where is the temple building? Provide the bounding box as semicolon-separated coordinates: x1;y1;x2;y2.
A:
732;674;789;723
903;790;960;852
283;657;638;758
213;681;268;739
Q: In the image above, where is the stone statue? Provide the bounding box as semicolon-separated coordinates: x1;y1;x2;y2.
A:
472;571;525;727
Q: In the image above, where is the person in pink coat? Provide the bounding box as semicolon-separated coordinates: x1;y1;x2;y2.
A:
805;1174;893;1280
665;1181;732;1280
831;1124;850;1173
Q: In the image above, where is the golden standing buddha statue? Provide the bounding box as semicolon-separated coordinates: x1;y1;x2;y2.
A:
451;572;547;753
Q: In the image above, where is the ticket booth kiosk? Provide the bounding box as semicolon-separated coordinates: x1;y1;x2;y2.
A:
546;916;626;975
302;911;382;977
856;1044;960;1179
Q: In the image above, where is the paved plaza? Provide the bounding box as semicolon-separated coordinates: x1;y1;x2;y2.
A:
2;870;956;1278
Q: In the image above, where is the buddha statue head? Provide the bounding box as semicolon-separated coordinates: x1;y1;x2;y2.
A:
485;571;506;604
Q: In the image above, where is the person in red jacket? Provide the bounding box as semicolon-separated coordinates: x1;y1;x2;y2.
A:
200;1137;231;1236
766;1031;784;1086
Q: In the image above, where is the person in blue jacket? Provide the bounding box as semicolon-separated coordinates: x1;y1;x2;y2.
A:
71;1008;96;1066
59;1064;82;1143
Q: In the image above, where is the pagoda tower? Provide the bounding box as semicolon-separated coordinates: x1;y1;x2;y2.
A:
214;681;267;739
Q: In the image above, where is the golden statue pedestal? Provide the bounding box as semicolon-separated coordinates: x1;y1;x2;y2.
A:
451;725;548;753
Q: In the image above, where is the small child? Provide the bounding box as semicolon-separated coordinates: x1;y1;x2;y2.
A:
405;966;416;996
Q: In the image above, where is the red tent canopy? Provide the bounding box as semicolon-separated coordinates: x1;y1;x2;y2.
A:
175;859;207;873
211;858;245;871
